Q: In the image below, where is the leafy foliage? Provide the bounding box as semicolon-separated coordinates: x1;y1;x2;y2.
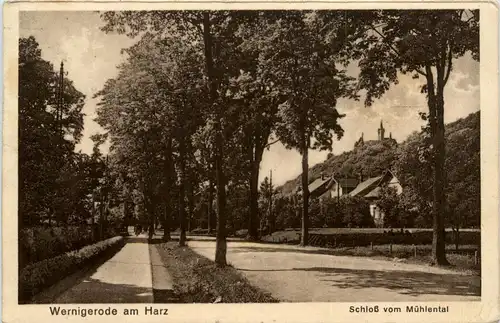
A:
19;36;92;227
279;139;398;195
351;9;479;264
276;111;480;230
396;112;480;228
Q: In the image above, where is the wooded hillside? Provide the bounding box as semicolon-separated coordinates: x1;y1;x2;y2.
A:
278;111;480;206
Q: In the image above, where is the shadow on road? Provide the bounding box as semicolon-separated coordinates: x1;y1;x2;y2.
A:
238;265;480;298
228;245;478;270
55;277;154;303
30;241;127;304
299;266;481;297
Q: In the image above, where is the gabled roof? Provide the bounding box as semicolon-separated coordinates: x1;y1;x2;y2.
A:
334;178;359;188
349;176;383;197
319;190;331;200
364;186;382;198
296;176;333;197
349;169;401;198
308;177;332;194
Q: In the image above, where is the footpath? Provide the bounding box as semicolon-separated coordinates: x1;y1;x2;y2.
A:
33;234;170;304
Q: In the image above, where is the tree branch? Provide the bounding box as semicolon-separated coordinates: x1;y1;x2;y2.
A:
369;24;427;77
443;43;453;86
264;139;280;149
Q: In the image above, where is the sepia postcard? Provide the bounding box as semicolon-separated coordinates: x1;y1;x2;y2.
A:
3;1;499;323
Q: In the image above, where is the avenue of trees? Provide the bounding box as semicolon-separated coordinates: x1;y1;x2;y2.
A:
19;10;479;268
96;10;478;266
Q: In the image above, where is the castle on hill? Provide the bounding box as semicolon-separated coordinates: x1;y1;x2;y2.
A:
354;120;397;148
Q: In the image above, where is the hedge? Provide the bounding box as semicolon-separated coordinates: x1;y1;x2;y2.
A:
305;230;480;248
19;225;121;269
19;236;125;303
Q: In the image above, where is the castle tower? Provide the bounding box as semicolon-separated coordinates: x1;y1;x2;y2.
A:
354;132;364;148
378;120;385;140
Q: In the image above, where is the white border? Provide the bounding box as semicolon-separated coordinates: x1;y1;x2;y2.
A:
3;2;499;323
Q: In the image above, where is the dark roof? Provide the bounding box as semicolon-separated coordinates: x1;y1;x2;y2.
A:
364;186;382;198
349;176;383;197
319;189;332;200
349;170;401;198
334;178;359;188
308;177;332;194
296;176;333;197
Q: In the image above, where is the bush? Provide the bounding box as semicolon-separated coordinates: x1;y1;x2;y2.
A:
19;236;124;303
319;196;374;228
20;226;93;268
234;229;248;238
305;230;480;248
156;242;278;303
19;225;122;269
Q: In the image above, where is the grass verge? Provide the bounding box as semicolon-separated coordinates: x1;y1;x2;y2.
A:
153;241;278;303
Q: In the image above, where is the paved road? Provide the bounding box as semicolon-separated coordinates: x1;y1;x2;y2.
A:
188;239;481;302
31;232;480;303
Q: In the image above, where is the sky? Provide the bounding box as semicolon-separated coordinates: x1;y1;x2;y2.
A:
20;11;480;187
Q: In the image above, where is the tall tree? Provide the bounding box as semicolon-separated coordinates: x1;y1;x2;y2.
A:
233;36;280;240
19;36;85;227
95;34;206;245
256;12;355;245
259;175;276;234
354;10;479;265
101;10;256;266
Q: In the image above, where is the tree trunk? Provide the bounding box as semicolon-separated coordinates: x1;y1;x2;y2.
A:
99;194;104;240
143;188;155;242
148;213;155;241
163;137;175;241
432;98;448;265
269;170;275;234
214;147;227;266
188;186;194;233
162;202;171;241
427;65;449;266
247;159;260;241
300;136;309;246
91;192;96;242
203;12;227;266
207;180;214;233
178;146;187;247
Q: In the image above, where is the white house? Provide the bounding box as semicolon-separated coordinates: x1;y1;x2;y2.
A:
349;170;403;227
